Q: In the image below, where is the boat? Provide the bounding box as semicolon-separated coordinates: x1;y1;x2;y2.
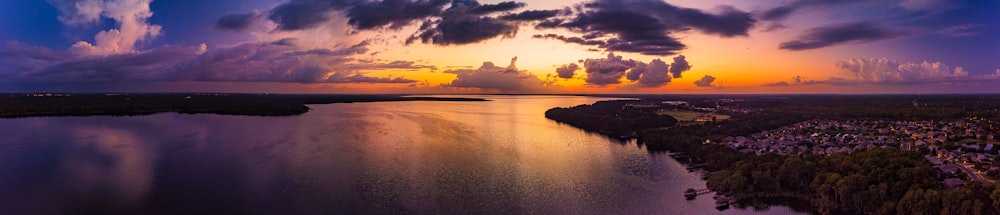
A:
714;195;733;210
684;188;698;200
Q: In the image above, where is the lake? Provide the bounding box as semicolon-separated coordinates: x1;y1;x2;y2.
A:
0;95;803;214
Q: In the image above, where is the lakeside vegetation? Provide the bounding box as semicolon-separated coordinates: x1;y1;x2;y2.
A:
0;93;487;118
545;100;678;138
546;95;1000;214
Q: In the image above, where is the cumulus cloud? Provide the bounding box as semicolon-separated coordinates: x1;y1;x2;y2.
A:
444;57;546;92
669;55;691;78
763;58;1000;87
779;22;908;51
632;59;670;88
48;0;163;56
534;0;754;56
835;58;975;84
577;53;689;87
555;63;579;79
0;40;428;84
693;75;716;87
582;53;637;85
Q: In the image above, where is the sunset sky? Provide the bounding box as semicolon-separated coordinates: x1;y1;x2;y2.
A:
1;0;998;94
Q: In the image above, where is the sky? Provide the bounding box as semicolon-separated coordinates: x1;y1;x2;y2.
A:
0;0;998;94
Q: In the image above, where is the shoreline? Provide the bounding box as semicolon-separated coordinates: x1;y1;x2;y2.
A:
0;93;488;118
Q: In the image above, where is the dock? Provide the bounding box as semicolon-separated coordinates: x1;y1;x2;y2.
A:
684;188;712;200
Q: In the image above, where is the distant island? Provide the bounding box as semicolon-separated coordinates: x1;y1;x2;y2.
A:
0;93;487;118
546;95;1000;214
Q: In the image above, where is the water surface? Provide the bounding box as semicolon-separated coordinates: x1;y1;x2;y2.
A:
0;96;802;214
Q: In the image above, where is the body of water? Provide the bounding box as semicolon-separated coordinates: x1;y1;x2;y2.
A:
0;96;803;214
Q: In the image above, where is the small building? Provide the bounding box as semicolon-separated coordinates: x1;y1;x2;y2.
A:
944;178;965;188
925;156;944;166
939;164;961;176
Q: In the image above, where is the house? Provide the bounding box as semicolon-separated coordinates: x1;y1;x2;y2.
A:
926;156;944;166
944;178;965;188
939;164;961;176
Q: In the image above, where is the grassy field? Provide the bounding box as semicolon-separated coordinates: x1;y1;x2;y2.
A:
657;110;731;122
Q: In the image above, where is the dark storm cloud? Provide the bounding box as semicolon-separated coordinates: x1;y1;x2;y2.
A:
535;0;754;56
407;0;517;45
0;41;429;84
779;22;907;51
261;0;450;31
266;0;346;31
216;12;263;31
466;1;524;14
345;0;451;30
693;75;716;87
499;10;560;21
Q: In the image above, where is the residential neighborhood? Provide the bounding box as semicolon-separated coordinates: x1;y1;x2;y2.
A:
717;117;1000;186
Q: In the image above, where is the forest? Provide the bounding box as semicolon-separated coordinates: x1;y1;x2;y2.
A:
545;100;678;138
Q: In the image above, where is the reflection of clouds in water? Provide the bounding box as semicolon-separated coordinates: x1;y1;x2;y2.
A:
65;127;156;203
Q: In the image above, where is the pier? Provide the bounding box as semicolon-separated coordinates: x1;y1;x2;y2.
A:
684;188;713;200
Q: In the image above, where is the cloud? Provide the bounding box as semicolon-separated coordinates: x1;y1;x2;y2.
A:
534;0;754;56
936;24;982;38
0;40;428;84
629;59;671;88
407;1;518;45
499;10;561;21
834;58;977;84
763;58;1000;87
762;81;791;87
669;55;691;78
693;75;716;87
264;0;450;31
46;0;105;25
465;1;524;14
532;34;605;46
0;42;69;75
345;0;451;30
216;11;263;31
758;0;864;21
779;21;908;51
582;53;637;85
444;57;546;92
48;0;163;56
555;63;579;79
578;53;689;87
